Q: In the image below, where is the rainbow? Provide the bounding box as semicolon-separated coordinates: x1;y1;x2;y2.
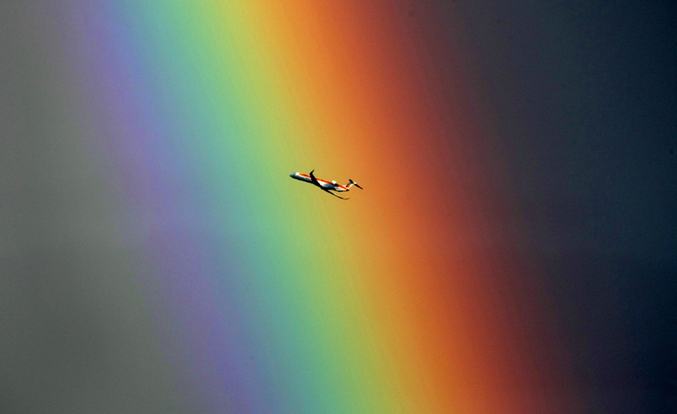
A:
51;1;580;412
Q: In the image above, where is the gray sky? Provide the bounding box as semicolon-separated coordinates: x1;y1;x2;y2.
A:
0;2;189;412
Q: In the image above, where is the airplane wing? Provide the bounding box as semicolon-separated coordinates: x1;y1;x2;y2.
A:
308;170;349;199
309;170;321;187
323;189;349;200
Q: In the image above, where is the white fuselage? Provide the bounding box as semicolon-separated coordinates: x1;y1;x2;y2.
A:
289;172;348;192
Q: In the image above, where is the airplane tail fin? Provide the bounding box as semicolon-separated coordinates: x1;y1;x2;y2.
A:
346;179;363;190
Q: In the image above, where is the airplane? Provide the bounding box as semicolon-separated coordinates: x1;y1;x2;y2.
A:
290;170;363;200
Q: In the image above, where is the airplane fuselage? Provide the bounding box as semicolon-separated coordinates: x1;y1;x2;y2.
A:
289;172;349;192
